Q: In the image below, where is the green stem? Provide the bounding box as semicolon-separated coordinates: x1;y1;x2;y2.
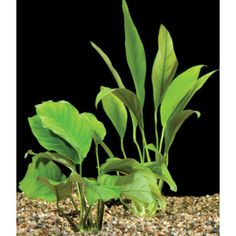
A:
101;141;114;158
120;137;127;159
70;196;80;214
154;109;159;159
158;153;168;191
96;200;104;231
95;143;101;175
132;125;143;162
159;128;165;154
140;128;151;162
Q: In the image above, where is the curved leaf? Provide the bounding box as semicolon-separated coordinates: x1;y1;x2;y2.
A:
36;101;93;163
165;110;200;153
90;42;125;88
101;93;127;138
80;112;106;144
122;0;146;107
152;24;178;110
19;156;70;201
28;115;79;163
160;65;204;127
96;87;144;128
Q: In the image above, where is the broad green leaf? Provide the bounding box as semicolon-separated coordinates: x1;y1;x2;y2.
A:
96;87;144;128
90;42;125;88
152;24;178;110
101;93;127;138
122;0;146;107
160;65;204;127
165;110;200;153
36;101;93;163
25;150;76;172
100;157;145;174
19;156;69;201
80;112;106;144
38;176;72;201
83;178;120;205
28;115;79;164
144;161;177;192
98;173;154;203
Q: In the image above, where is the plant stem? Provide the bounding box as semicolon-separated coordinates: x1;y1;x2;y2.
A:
120;137;127;159
96;200;104;231
159;128;165;154
154;109;159;159
140;128;151;162
101;141;114;158
95;143;101;175
132;125;143;162
70;196;80;214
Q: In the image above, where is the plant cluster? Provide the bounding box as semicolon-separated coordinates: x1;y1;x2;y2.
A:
19;0;216;233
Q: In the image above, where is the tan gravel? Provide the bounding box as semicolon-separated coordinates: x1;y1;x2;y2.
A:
17;192;219;235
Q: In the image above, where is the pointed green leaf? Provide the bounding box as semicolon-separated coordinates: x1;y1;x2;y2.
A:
165;110;200;153
96;87;144;128
90;42;125;88
80;112;106;144
152;24;178;109
101;93;127;138
122;0;146;107
83;178;121;205
144;161;177;192
160;65;204;127
175;70;218;113
36;101;93;163
28;115;79;164
19;156;69;201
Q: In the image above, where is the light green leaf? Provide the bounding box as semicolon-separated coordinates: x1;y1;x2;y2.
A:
83;178;120;205
96;87;144;128
144;161;177;192
144;143;164;161
80;112;106;144
36;100;93;163
152;24;178;110
28;115;79;164
122;0;146;107
90;42;125;88
101;93;127;138
165;110;200;153
160;65;204;127
19;156;70;201
100;157;145;174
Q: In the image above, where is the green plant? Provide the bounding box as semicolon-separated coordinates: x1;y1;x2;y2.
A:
91;0;217;216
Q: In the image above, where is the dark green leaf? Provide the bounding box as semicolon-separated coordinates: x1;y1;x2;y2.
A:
152;24;178;110
165;110;200;153
122;0;146;107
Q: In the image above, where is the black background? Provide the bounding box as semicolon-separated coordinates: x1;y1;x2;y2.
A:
17;0;219;196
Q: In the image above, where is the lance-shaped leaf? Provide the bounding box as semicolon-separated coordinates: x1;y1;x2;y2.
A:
28;115;79;164
80;112;106;144
175;70;218;114
160;65;204;127
152;24;178;110
122;0;146;107
165;110;201;153
101;92;127;139
19;156;70;201
90;42;125;88
36;101;93;163
83;178;120;205
96;87;144;128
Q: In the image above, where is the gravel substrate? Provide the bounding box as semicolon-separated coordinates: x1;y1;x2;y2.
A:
17;192;219;235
